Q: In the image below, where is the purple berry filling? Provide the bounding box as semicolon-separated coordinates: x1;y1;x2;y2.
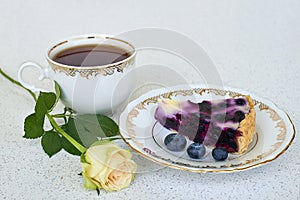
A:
155;97;250;153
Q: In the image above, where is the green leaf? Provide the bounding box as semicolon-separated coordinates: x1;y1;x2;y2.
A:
41;130;62;157
73;114;119;138
60;114;119;154
61;124;83;156
24;113;45;139
61;138;82;156
54;81;61;105
95;114;119;137
35;92;56;117
66;117;98;148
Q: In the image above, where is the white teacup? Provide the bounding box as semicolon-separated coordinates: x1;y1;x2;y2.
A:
18;35;136;114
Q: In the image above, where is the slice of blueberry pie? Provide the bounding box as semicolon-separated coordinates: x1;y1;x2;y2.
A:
154;96;256;154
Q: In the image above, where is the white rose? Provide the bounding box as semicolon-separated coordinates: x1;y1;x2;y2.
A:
81;141;137;192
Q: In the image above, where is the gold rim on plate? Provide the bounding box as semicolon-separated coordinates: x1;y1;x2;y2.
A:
118;85;295;173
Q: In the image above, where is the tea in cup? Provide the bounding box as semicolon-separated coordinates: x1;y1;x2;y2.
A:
18;35;136;114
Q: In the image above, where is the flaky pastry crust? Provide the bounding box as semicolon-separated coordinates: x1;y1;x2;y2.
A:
236;95;256;154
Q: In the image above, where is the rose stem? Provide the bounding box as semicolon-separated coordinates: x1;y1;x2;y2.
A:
0;68;86;153
46;113;86;153
0;68;37;101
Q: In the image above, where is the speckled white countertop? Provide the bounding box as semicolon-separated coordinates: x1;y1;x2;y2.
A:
0;0;299;199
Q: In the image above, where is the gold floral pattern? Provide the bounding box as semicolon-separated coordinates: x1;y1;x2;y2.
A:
47;35;136;79
50;57;135;79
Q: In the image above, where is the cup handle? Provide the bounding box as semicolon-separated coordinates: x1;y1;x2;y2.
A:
18;62;50;92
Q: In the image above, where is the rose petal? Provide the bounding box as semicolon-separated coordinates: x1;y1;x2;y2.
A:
81;141;137;192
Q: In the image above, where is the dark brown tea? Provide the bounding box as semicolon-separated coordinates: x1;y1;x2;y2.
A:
52;44;131;67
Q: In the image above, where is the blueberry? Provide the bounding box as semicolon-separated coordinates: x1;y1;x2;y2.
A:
212;147;228;161
226;128;236;138
187;143;206;159
198;125;206;133
164;133;187;151
234;111;245;122
164;117;179;130
216;135;228;143
192;134;204;143
235;98;246;106
175;113;182;120
228;139;237;149
200;114;211;124
199;101;212;113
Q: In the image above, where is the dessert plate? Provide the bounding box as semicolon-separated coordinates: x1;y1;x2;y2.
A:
119;85;295;173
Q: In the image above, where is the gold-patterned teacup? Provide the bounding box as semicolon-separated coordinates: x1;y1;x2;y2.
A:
18;35;136;114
